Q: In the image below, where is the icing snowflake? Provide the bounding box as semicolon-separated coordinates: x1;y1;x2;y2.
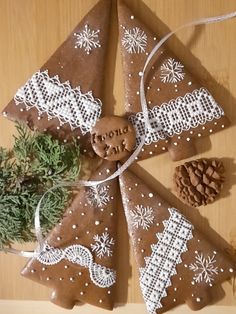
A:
130;205;154;230
74;24;101;54
189;252;218;285
122;27;147;54
91;232;115;258
160;58;185;83
86;185;110;208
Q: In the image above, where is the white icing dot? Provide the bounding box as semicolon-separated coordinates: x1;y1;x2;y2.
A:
2;112;7;116
202;126;205;130
81;212;85;216
213;250;217;254
173;142;178;146
57;237;61;241
95;220;100;225
46;277;50;281
141;249;145;253
63;139;67;143
184;264;188;268
135;183;138;187
198;133;201;137
128;74;132;78
195;250;198;254
42;267;46;271
191;281;195;285
99;299;103;303
190;130;193;134
106;169;110;174
78;272;82;276
158;202;161;206
179;277;182;280
162;147;166;151
188;81;192;85
222;124;225;128
156;223;159;226
174;84;178;88
83;149;87;153
173;299;176;302
220;268;224;272
20;108;24;112
174;287;177;291
31;269;35;273
177;136;181;140
147;86;151;90
186;137;190;141
86;231;90;234
196;297;201;303
100;208;104;212
141;194;145;197
175;89;178;92
75;236;79;240
149;193;153;198
149;151;153;155
128;187;132;191
72;224;77;229
130;15;134;19
105;227;108;231
139;71;143;76
157;88;161;92
138;238;141;242
80;291;84;295
56;126;60;130
99;172;102;176
59;277;63;281
209;129;213;133
131;61;134;64
229;268;234;273
141;148;145;152
69;210;73;214
108;290;111;294
136;91;140;95
214;121;218;125
70;277;75;282
154;37;157;41
37;116;41;120
64;265;69;269
110;213;114;216
85;283;89;286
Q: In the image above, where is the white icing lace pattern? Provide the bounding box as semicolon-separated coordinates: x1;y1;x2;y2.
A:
37;243;116;288
139;208;193;314
14;70;102;134
129;88;224;146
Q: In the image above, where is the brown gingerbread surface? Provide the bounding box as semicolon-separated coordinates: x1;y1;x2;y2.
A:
119;167;235;313
118;0;230;161
22;160;118;310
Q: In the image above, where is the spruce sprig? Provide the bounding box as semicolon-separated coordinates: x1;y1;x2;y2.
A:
0;123;80;249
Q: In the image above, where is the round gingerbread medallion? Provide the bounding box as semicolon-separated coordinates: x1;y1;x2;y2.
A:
91;116;136;161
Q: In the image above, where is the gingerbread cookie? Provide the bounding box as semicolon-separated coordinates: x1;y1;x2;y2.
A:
2;0;112;156
117;0;230;161
174;158;225;207
22;160;118;310
119;167;235;313
91;116;136;161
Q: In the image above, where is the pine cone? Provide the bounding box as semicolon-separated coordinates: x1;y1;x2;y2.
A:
174;158;225;207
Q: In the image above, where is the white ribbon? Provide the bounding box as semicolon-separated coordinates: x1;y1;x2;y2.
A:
4;11;236;258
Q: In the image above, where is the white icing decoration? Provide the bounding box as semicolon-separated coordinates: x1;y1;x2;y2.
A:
139;208;193;314
37;243;116;288
14;70;102;134
74;24;101;54
90;263;116;288
129;205;154;230
189;252;218;285
129;88;224;147
37;243;64;265
86;185;110;208
122;27;147;54
160;58;185;83
91;232;115;259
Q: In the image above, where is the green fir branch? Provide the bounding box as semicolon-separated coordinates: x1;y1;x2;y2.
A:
0;123;81;249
